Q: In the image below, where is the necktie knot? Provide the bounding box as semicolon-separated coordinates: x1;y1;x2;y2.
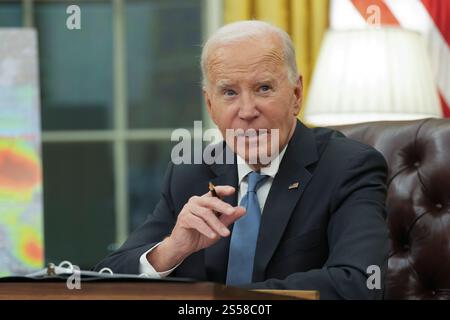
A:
247;171;268;193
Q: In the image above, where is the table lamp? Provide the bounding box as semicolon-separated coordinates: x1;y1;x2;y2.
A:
304;28;442;126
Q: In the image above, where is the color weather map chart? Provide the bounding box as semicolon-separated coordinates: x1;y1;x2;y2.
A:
0;30;44;276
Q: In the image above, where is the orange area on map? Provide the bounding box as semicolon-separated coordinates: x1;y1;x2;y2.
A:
0;148;41;190
24;239;44;263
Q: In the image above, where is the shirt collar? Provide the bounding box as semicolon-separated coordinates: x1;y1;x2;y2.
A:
237;145;288;185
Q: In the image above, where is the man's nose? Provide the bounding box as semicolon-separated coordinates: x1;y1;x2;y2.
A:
238;92;259;120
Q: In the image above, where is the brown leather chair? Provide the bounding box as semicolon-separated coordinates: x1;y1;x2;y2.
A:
333;118;450;299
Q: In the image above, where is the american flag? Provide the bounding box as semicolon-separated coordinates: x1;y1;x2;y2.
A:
330;0;450;117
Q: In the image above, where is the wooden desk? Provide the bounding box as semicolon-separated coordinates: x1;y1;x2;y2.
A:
0;281;318;300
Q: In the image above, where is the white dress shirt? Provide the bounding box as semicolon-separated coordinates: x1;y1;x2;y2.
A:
139;146;288;278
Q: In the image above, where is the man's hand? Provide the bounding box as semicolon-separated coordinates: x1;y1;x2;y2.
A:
147;185;245;272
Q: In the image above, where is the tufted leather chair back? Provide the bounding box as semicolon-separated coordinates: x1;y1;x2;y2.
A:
333;118;450;300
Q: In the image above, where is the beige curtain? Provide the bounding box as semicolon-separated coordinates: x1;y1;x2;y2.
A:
223;0;329;120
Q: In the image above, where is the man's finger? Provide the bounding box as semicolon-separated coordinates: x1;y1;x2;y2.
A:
185;214;217;239
190;205;230;237
204;185;235;198
220;206;246;227
197;196;236;216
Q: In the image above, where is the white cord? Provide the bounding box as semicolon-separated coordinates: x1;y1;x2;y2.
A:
98;267;114;275
58;260;74;271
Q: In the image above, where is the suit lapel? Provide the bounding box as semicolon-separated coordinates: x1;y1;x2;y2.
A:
204;145;238;283
253;121;319;282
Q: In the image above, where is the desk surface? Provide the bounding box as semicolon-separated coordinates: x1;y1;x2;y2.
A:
0;281;317;300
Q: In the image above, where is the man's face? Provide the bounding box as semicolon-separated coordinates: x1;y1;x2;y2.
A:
203;35;302;167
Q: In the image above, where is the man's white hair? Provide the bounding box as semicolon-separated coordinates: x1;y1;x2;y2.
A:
201;20;300;88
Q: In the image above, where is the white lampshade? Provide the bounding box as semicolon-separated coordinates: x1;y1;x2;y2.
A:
304;28;442;126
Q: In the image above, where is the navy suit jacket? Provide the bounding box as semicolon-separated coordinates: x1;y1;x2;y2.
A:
95;121;389;299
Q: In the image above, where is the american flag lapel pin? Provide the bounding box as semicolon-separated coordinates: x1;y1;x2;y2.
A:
288;182;300;190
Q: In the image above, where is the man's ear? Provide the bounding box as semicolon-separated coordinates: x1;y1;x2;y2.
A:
203;87;215;121
293;75;303;116
203;88;211;111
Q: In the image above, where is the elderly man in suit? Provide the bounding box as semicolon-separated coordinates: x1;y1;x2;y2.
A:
95;20;389;300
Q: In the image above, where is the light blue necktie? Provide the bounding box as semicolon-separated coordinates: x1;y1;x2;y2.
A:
226;171;268;285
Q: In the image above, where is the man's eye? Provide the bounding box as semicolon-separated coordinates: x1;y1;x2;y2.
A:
259;85;271;92
224;89;236;97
